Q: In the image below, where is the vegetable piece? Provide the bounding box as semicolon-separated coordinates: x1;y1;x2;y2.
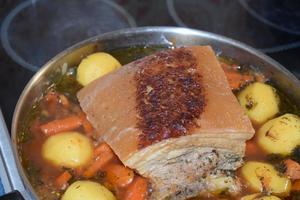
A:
42;131;93;168
246;140;261;158
241;193;281;200
74;166;84;177
59;94;70;108
241;161;291;195
76;52;121;86
79;113;93;136
224;70;254;90
62;181;116;200
83;143;115;178
238;82;280;125
55;74;82;102
55;171;72;190
292;180;300;191
257;114;300;155
45;91;59;103
82;157;112;178
265;154;287;174
124;176;148;200
292;146;300;163
284;159;300;180
44;91;59;115
93;143;114;158
40;115;82;135
105;163;135;188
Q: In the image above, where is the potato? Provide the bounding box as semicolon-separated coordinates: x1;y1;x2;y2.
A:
241;161;291;196
77;52;121;86
62;181;116;200
257;114;300;155
42;131;93;168
238;82;280;125
241;193;281;200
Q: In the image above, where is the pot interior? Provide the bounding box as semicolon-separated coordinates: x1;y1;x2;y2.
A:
11;27;300;199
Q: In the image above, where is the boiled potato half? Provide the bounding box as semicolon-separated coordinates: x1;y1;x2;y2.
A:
42;131;93;168
241;193;281;200
62;181;116;200
241;161;291;196
77;52;121;86
238;82;280;125
257;114;300;155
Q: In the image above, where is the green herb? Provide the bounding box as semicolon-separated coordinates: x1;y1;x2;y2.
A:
108;45;170;65
291;191;300;200
266;153;286;163
266;154;287;173
268;81;300;116
55;74;82;102
18;130;33;143
24;160;42;186
274;162;287;174
17;103;40;143
291;145;300;163
218;56;237;66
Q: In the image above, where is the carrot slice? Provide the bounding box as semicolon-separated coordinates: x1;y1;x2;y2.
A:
93;143;113;158
59;94;70;108
55;171;72;190
105;163;134;188
292;180;300;191
82;153;113;178
284;159;300;180
40;115;82;135
220;61;254;90
74;166;84;177
245;140;260;158
83;143;115;178
45;91;59;102
79;113;94;136
124;176;148;200
224;70;254;90
47;99;58;116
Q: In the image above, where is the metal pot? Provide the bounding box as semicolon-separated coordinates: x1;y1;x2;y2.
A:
8;27;300;199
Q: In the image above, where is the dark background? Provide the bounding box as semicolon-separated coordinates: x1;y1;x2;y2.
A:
0;0;299;128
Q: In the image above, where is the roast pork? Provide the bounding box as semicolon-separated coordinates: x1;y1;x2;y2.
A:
77;46;255;199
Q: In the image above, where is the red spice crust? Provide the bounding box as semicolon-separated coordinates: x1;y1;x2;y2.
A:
135;48;206;148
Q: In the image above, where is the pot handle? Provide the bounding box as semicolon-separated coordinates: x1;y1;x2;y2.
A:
0;190;25;200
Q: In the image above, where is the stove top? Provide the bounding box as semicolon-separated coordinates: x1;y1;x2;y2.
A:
0;0;299;127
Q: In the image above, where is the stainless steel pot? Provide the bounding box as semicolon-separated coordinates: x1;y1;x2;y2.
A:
9;27;300;199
